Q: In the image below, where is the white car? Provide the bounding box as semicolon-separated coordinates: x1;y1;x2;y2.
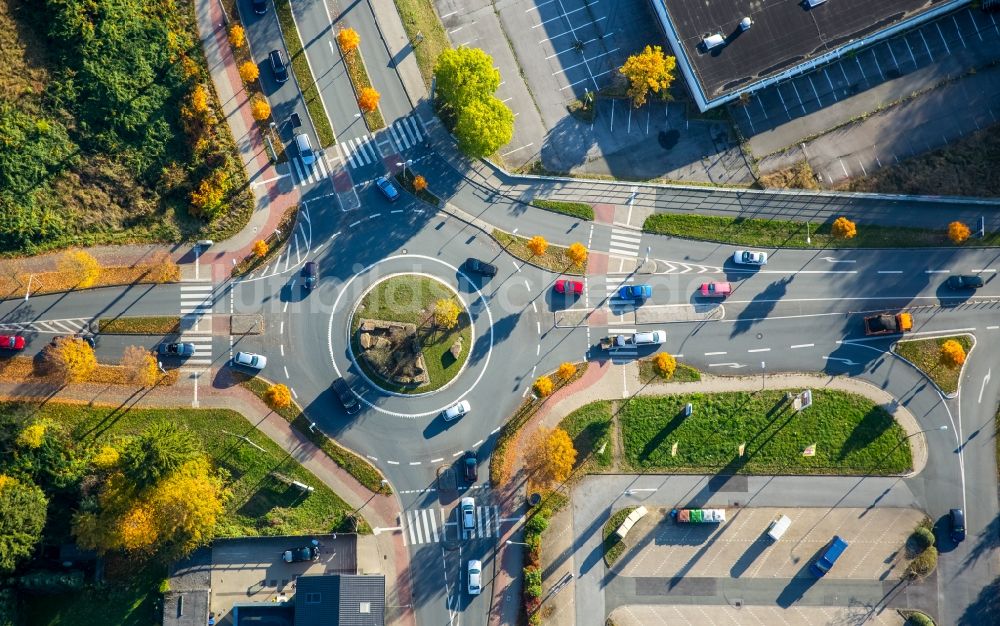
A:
442;400;471;421
460;497;476;530
233;351;267;370
633;331;666;346
733;250;768;265
467;559;482;595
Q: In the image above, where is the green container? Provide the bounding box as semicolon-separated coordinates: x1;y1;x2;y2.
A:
691;509;703;523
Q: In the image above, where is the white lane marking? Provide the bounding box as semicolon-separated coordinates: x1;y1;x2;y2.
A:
877;270;904;274
790;343;814;349
280;344;285;357
387;460;399;465
747;348;771;353
704;351;727;356
925;270;950;274
972;269;997;273
409;461;421;466
283;366;290;379
453;451;464;457
978;368;991;404
431;458;443;463
988;326;999;330
474;439;483;447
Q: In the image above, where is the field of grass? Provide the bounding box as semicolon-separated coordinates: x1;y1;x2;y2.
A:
894;335;973;395
558;401;612;470
98;316;181;335
392;0;450;88
351;275;471;394
637;360;702;384
275;0;336;147
603;507;636;566
530;199;595;221
642;213;1000;249
619;389;912;474
492;230;586;275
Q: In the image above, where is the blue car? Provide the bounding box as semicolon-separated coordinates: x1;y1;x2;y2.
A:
810;536;849;576
375;176;400;202
618;284;652;301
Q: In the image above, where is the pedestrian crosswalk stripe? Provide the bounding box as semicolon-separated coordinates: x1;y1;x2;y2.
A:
403;506;501;545
387;117;424;152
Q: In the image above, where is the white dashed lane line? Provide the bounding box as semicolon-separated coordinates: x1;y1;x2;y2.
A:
452;451;464;457
387;460;399;465
747;348;771;353
705;351;726;356
409;461;421;466
790;343;815;349
431;458;443;463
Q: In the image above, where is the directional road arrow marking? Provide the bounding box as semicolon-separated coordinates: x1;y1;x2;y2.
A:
822;356;857;365
822;257;857;263
708;363;746;368
979;368;991;404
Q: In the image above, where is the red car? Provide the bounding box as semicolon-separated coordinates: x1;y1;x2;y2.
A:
699;282;732;298
0;335;25;351
554;279;584;295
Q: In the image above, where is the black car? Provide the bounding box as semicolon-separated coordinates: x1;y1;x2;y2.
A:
252;0;267;14
465;258;497;277
332;378;360;415
463;451;478;483
282;545;319;563
302;261;317;290
269;50;288;83
950;508;966;542
945;275;984;290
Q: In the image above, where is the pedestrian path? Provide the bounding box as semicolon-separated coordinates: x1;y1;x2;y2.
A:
290;153;333;186
607;227;642;258
385;116;425;153
335;134;383;169
177;333;214;367
179;281;214;333
403;505;501;546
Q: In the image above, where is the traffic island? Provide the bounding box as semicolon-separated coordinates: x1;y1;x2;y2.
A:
893;334;973;396
349;274;471;394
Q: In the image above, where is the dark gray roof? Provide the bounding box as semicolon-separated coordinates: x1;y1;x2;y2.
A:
653;0;940;98
294;574;385;626
163;590;210;626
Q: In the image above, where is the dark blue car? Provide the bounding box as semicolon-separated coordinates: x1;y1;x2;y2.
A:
375;176;400;202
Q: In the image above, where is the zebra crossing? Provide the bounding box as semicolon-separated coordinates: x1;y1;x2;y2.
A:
290;152;332;186
335;134;382;169
403;505;501;546
605;327;638;363
180;281;213;328
0;318;90;334
608;227;643;258
385;116;425;153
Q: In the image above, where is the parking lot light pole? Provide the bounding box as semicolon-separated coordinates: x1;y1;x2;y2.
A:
506;540;529;547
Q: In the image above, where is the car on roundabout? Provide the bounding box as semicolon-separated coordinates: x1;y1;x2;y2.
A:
302;261;318;290
332;378;360;415
443;400;471;421
554;279;583;296
233;351;267;371
699;281;732;298
733;250;768;266
465;258;497;277
0;335;25;351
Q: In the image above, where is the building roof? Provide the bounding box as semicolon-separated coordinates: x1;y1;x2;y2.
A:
163;590;210;626
294;574;385;626
651;0;955;103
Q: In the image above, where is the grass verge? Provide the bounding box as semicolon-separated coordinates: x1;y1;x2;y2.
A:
558;401;612;470
0;257;179;301
602;507;637;567
391;0;450;88
642;213;1000;249
232;205;299;276
0;356;179;386
619;389;912;474
350;275;470;394
15;400;363;535
893;335;972;395
98;316;181;335
275;0;335;147
637;360;701;384
530;199;594;221
395;170;440;207
239;376;390;494
492;230;586;275
340;45;385;131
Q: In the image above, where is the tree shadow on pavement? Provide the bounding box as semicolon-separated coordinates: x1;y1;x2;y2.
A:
957;575;1000;625
775;550;825;608
729;276;792;338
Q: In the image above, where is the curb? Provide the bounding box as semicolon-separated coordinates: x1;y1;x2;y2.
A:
891;332;977;400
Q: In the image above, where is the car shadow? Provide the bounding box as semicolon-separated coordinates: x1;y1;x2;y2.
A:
775;545;827;608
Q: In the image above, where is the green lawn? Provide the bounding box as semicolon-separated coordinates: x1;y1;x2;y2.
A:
637;360;702;384
530;199;595;221
619;389;912;474
558;401;612;470
894;335;972;395
603;507;636;566
642;213;1000;249
21;402;360;536
351;275;471;393
492;229;586;275
275;0;336;147
24;558;166;626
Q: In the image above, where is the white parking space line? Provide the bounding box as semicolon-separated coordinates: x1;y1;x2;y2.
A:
501;143;534;157
904;36;919;66
936;22;952;54
919;30;935;60
871;50;885;81
807;75;821;105
553;47;620;76
887;42;900;70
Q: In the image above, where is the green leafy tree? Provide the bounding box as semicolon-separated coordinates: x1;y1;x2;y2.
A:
433;47;501;110
121;422;200;490
0;102;76;197
0;475;48;573
454;97;514;158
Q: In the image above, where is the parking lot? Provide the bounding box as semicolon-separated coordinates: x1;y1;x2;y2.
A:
736;7;1000;138
615;507;923;580
609;604;904;626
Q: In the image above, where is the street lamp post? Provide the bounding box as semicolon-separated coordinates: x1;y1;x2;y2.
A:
505;540;529;547
396;159;413;179
906;425;949;439
761;361;766;391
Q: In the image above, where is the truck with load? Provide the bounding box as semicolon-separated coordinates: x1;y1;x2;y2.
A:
863;312;913;336
599;330;666;351
671;508;727;524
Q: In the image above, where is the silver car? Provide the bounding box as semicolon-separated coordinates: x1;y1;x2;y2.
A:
460;497;476;530
233;351;267;370
467;559;482;595
443;400;471;421
733;250;768;265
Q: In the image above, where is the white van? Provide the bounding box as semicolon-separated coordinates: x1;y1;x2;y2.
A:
767;515;792;541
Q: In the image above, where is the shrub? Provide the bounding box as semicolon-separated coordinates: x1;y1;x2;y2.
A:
412;175;427;192
239;61;260;83
253;240;269;258
653;352;677;379
58;250;101;289
939;339;966;368
910;526;935;552
568;242;588;267
264;384;292;410
906;546;938;579
228;25;246;49
831;216;857;239
556;362;576;381
337;27;360;53
190;84;210;115
358;87;381;113
527;235;548;257
533;376;553;397
904;612;935;626
523;565;542;598
525;514;549;535
948;221;971;244
251;97;271;122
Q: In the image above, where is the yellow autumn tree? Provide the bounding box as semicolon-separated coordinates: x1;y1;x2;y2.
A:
527;235;548;257
48;336;97;383
121;346;158;387
58;249;101;288
239;61;260;83
16;423;47;449
434;299;461;330
190;169;228;218
190;84;210;115
948;221;971;244
831;216;857;240
619;45;677;108
252;240;269;258
264;384;292;410
567;242;588;268
358;87;381;113
525;426;577;488
337;27;360;53
556;362;577;382
118;504;159;552
652;352;677;379
228;24;245;49
940;340;966;368
412;175;428;192
533;375;554;397
92;445;121;470
251;96;271;122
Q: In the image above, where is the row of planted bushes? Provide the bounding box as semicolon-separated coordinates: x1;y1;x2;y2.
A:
519;493;566;624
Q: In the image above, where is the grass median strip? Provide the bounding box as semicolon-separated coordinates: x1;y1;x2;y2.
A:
637;360;701;384
492;229;586;275
340;45;385;131
603;507;637;566
98;316;181;335
893;335;972;395
0;357;178;386
643;213;1000;248
239;376;391;494
392;0;450;88
530;199;594;221
275;0;335;147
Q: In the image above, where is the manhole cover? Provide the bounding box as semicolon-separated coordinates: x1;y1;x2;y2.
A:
756;332;763;340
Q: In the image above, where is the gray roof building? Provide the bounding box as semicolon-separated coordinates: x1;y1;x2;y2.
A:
294;574;385;626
